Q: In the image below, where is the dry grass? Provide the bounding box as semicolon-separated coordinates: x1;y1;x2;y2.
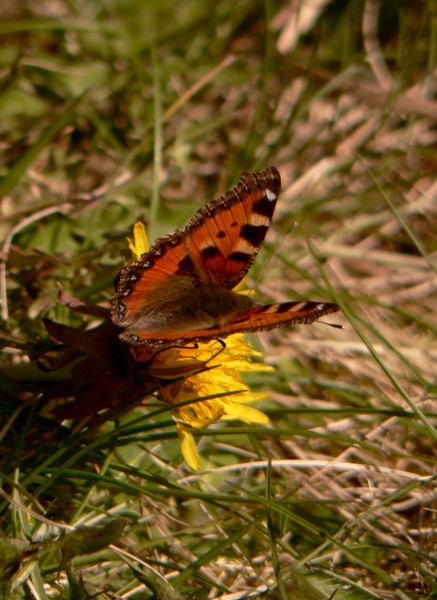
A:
0;0;436;598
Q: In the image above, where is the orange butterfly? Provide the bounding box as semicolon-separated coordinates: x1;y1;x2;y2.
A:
111;167;338;349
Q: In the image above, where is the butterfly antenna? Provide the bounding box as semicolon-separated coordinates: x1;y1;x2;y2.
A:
319;320;343;329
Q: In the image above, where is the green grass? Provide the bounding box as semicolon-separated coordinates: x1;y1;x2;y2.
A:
1;1;436;598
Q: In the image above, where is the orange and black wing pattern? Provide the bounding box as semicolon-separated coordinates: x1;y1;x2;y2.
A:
111;167;281;329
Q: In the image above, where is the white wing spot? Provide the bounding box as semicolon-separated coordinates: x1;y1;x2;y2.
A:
266;188;276;202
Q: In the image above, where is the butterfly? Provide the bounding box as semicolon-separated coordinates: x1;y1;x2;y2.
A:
111;167;339;350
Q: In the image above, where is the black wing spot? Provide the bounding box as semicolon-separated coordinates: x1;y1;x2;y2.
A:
229;251;251;263
253;196;276;218
201;246;223;259
276;302;296;313
177;254;196;274
240;224;268;247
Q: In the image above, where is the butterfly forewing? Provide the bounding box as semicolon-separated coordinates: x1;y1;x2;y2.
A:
183;168;281;288
227;300;338;332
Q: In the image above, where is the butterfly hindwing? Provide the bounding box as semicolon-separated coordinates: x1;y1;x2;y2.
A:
112;229;190;327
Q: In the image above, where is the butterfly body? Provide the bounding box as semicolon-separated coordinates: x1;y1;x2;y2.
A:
111;167;338;349
121;276;254;337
